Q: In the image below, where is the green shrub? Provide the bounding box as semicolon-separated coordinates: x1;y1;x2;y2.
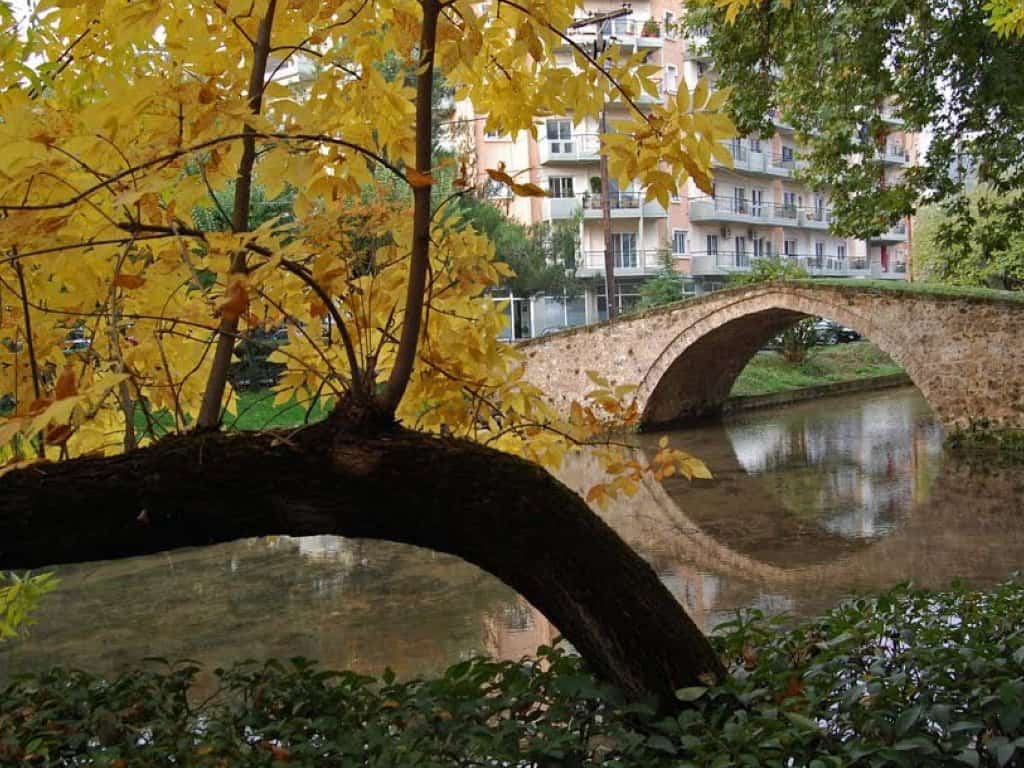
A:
4;580;1024;766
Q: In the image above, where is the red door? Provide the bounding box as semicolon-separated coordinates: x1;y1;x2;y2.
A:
880;245;889;273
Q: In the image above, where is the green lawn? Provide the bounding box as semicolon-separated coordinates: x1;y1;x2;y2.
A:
730;341;905;397
135;389;331;437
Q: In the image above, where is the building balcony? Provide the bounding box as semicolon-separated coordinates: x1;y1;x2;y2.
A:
688;196;802;227
690;250;758;276
879;105;904;126
877;262;909;279
870;220;908;243
847;257;872;276
686;24;713;58
690;251;866;278
712;142;804;177
546;192;668;220
578;248;662;276
539;133;601;165
798;208;832;229
878;145;909;165
606;18;665;47
564;18;664;51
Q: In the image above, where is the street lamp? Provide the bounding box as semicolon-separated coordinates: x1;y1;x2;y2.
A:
568;5;632;321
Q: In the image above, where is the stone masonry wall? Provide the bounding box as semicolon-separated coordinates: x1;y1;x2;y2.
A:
518;283;1024;431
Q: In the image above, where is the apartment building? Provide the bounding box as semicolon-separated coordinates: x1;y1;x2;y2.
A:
462;0;914;335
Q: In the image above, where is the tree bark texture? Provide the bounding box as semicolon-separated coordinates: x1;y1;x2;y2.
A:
0;423;724;707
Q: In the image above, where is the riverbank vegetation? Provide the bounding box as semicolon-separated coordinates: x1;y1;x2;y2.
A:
731;342;904;398
4;579;1024;766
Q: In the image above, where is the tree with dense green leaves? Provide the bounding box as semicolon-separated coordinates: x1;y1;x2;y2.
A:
457;196;579;298
912;186;1024;290
638;249;686;310
687;0;1024;252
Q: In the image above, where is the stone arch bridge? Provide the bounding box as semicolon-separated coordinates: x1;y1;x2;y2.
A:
519;282;1024;431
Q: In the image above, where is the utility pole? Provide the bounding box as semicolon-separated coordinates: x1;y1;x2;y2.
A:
569;5;632;321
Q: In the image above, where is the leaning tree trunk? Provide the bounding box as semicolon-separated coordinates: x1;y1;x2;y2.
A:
0;420;724;707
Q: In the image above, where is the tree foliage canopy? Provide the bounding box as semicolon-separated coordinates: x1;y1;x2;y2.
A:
913;186;1024;290
688;0;1024;246
0;0;734;469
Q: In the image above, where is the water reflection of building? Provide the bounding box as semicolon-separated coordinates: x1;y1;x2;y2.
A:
726;390;944;540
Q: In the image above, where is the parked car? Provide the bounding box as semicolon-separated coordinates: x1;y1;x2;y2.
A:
813;319;861;345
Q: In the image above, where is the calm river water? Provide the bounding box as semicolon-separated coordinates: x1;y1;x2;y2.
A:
3;387;1024;683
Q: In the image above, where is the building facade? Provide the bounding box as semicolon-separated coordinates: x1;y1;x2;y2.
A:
461;0;914;336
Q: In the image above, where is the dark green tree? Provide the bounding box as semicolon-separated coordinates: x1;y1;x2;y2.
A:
639;249;687;309
457;196;579;297
688;0;1024;263
913;187;1024;290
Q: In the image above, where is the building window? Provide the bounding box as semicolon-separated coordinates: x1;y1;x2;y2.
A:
664;11;677;38
484;179;511;198
753;237;770;260
696;61;709;77
784;239;798;257
672;230;687;255
735;236;748;267
611;232;638;268
597;285;643;320
663;64;678;94
781;145;794;164
749;137;762;153
782;191;798;218
548;176;575;198
733;186;747;214
484;129;508;141
837;244;847;262
706;234;719;255
751;188;764;217
545;119;572;154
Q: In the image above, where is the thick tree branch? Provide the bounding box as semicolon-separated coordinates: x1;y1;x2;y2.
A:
0;423;724;709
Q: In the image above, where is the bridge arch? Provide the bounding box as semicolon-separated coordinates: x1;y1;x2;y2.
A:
636;286;930;427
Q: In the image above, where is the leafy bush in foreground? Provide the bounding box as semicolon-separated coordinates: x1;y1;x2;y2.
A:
3;580;1024;767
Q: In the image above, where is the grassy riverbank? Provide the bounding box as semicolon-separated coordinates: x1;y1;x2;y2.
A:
730;341;904;398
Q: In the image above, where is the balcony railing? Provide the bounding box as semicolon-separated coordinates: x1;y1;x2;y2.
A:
690;251;864;277
878;144;909;164
567;18;664;47
539;133;601;164
711;141;806;175
546;192;669;219
580;248;661;272
689;195;806;223
870;219;909;242
583;192;642;210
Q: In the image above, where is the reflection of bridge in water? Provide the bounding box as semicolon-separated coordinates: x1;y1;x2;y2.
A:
484;391;1024;659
